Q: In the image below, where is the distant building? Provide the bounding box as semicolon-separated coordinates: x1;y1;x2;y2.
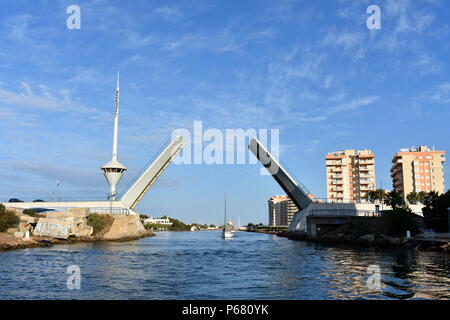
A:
143;217;173;225
268;195;298;226
325;149;376;202
391;145;446;199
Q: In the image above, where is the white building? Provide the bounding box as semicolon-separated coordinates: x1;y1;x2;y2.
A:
143;217;173;225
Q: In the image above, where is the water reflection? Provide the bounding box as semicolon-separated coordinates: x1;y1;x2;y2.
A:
0;231;448;299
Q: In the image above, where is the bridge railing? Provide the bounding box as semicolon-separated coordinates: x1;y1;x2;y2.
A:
0;196;108;203
308;209;380;217
18;207;131;215
308;197;385;204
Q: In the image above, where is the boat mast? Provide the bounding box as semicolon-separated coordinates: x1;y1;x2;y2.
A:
224;192;227;229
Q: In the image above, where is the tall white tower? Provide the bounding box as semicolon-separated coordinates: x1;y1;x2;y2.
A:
101;73;127;200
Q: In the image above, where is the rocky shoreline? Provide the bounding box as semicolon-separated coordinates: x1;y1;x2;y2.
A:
0;206;156;253
0;230;155;252
278;230;450;253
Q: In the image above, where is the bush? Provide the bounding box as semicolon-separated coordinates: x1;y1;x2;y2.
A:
381;209;419;236
23;209;42;217
87;213;113;235
346;218;383;238
144;223;168;230
0;204;20;232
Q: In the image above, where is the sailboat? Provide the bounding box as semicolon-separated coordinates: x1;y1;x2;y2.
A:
222;193;233;239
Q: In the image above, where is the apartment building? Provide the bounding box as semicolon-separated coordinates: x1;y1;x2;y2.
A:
391;145;446;199
325;149;376;202
268;195;298;226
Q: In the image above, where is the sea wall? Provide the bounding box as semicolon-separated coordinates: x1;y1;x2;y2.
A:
279;230;450;253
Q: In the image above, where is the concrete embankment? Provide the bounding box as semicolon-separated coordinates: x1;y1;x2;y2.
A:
278;230;450;253
0;208;154;252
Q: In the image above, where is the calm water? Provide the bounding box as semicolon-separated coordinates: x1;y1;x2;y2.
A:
0;231;449;300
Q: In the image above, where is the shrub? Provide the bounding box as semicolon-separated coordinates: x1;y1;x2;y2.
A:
381;209;419;236
0;205;20;232
87;213;113;235
346;218;383;238
144;223;168;230
23;209;41;217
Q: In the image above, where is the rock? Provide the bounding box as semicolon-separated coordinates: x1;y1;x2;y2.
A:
33;217;71;239
6;228;18;234
68;208;90;219
440;242;450;253
74;225;93;237
341;235;352;244
38;208;92;239
379;234;402;246
14;232;24;239
18;214;39;224
47;208;89;220
18;223;32;233
358;234;375;243
37;240;53;247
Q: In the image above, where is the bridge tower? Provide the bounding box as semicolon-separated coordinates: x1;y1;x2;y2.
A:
101;73;127;200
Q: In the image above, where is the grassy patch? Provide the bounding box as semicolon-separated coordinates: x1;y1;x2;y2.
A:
0;204;19;232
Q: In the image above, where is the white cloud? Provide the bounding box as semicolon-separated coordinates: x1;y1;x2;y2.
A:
154;7;184;21
327;96;379;115
0;82;108;119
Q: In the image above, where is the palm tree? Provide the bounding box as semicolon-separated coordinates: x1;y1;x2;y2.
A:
417;191;427;204
406;191;419;204
384;190;408;210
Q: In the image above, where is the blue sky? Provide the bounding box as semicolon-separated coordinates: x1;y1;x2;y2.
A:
0;0;449;225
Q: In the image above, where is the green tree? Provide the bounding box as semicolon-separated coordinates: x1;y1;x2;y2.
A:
422;191;449;232
0;204;19;232
406;191;419;204
366;189;387;203
381;208;419;236
384;190;408;210
417;191;427;203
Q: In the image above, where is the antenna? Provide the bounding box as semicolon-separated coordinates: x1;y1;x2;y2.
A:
112;72;120;160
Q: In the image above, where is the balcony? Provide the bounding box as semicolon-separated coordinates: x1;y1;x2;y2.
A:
393;180;403;187
391;165;402;175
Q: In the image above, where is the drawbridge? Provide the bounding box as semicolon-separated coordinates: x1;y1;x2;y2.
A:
248;137;313;211
2;136;185;215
